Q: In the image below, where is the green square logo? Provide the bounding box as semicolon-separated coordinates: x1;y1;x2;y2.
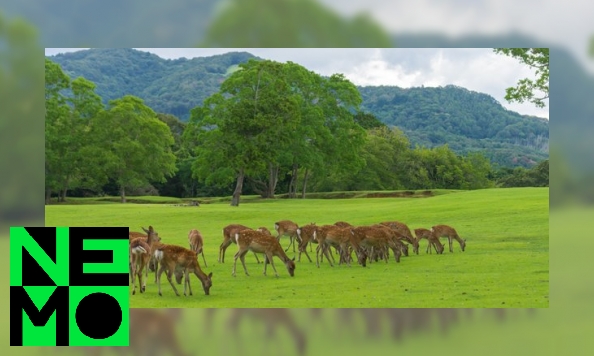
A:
9;227;130;346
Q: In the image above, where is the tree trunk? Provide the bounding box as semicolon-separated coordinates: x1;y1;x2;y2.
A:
266;163;279;198
61;188;68;203
288;163;299;198
45;188;52;205
120;185;126;203
231;168;245;207
301;168;310;199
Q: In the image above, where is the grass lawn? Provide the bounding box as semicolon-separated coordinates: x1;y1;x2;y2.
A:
44;187;549;308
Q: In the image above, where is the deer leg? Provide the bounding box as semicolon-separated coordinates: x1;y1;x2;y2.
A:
200;249;208;267
263;253;269;276
322;244;334;267
157;264;166;296
219;239;231;263
153;257;160;283
130;258;138;295
240;250;250;276
252;251;261;264
232;251;239;277
316;244;322;268
165;268;181;297
268;254;280;277
185;269;193;296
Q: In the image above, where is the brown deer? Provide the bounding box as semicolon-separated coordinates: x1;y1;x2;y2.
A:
224;309;306;356
414;227;445;254
233;229;296;277
274;220;301;253
321;225;355;266
296;223;318;262
129;238;151;295
154;244;213;297
129;228;162;272
188;228;207;267
129;226;161;284
79;309;190;356
379;221;420;255
257;226;272;235
334;221;353;228
431;224;466;252
219;224;261;264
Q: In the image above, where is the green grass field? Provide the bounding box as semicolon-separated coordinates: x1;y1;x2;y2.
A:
44;187;549;308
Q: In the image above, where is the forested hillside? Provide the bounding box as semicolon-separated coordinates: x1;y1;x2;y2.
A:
47;48;548;168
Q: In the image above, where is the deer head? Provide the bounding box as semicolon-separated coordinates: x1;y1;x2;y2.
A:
200;272;213;295
461;239;467;252
286;258;296;277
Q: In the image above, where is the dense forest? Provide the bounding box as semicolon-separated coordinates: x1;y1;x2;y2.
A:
47;48;549;169
45;56;548;204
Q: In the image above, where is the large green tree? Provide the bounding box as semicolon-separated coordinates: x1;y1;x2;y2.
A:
493;48;549;108
92;95;177;203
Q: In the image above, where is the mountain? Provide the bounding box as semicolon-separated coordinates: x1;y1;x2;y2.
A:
49;48;260;119
47;48;548;168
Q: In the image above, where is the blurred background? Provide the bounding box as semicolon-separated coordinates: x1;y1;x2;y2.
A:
2;0;592;354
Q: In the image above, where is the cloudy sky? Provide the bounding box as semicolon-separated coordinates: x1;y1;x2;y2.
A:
45;48;549;119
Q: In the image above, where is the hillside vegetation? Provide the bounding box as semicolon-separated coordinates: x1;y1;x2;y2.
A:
47;48;548;168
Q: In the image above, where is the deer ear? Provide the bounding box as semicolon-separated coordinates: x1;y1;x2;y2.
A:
141;227;148;233
208;272;213;278
291;257;295;261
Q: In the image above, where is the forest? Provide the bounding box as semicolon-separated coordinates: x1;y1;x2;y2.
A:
45;56;549;204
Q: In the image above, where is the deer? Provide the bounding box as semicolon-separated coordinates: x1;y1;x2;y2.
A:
379;221;420;255
129;226;161;286
154;244;213;297
129;227;162;272
257;226;272;235
296;223;318;262
274;220;301;253
320;225;355;266
351;225;401;266
188;228;207;267
129;238;151;295
78;309;190;356
233;229;296;277
431;224;466;252
414;227;445;254
219;224;261;264
334;221;353;228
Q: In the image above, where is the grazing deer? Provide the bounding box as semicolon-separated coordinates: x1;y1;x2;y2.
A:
321;225;354;266
154;245;213;297
274;220;301;253
414;228;445;254
233;229;296;277
431;224;466;252
225;309;306;356
219;224;261;264
129;238;151;295
257;226;272;235
188;229;207;267
296;223;318;262
79;309;190;356
334;221;353;228
379;221;419;255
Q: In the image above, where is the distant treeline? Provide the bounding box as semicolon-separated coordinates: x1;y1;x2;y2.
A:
45;58;548;205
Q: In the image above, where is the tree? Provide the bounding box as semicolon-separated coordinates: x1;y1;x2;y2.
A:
200;0;392;47
92;95;177;203
493;48;549;108
45;58;72;203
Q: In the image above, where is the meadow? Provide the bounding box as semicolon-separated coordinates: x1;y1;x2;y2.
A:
44;187;549;308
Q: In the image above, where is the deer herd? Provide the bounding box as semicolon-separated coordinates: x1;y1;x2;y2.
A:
129;219;467;298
